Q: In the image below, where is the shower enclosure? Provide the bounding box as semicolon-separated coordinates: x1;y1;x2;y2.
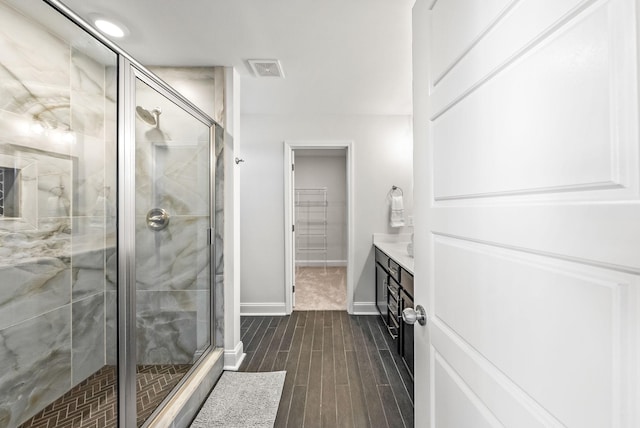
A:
0;1;223;427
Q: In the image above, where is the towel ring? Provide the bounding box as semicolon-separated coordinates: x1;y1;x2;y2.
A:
391;185;403;197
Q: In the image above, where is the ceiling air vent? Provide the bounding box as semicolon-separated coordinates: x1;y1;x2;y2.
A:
248;59;285;78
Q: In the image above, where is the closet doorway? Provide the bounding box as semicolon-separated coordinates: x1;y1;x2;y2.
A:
284;142;354;314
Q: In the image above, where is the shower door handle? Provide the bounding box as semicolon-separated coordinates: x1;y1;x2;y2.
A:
146;208;170;231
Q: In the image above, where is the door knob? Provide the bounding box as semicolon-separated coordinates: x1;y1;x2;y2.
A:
402;305;427;326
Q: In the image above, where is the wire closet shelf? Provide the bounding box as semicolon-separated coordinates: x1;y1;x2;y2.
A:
295;187;328;270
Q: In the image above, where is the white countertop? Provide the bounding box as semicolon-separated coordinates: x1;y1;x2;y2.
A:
373;233;414;274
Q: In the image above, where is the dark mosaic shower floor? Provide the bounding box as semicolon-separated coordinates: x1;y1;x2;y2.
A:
19;364;192;428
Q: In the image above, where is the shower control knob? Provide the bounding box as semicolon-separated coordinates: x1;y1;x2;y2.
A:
402;305;427;326
146;208;170;231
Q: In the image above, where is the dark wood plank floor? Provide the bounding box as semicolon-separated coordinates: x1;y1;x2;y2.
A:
239;311;414;428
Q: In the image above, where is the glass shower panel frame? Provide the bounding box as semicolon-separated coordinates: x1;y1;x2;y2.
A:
118;59;217;427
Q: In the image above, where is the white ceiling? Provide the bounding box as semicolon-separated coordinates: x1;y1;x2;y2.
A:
59;0;413;116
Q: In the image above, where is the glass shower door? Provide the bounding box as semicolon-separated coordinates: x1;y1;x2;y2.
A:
0;1;119;426
133;77;212;426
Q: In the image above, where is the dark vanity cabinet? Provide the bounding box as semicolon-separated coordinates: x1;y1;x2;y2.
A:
375;262;389;329
387;275;400;338
375;248;399;338
399;271;414;376
375;247;414;378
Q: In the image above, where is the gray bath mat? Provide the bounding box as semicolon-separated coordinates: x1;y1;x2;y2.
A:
191;371;286;427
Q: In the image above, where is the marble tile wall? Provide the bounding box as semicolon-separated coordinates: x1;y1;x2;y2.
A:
214;124;225;347
0;306;72;427
134;79;220;365
134;217;209;364
143;69;226;355
148;66;225;125
0;2;117;425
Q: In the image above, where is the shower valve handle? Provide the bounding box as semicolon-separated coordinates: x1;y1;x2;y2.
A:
146;208;170;231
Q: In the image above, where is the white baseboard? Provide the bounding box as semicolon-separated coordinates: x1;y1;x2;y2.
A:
240;302;287;316
223;341;245;371
295;260;348;267
240;301;377;315
352;302;378;315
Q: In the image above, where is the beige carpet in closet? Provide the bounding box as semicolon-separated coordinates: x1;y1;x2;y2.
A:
294;267;347;310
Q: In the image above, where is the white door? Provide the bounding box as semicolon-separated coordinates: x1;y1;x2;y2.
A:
413;0;640;427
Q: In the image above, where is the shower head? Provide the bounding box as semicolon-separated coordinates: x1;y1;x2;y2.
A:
135;106;161;126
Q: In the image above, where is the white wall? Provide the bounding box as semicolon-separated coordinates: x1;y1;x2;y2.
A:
294;151;347;265
240;114;413;313
223;67;243;369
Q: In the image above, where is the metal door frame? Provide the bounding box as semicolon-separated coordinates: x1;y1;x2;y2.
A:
119;60;217;428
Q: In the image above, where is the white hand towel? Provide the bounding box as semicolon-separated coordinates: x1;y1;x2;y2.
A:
390;194;405;227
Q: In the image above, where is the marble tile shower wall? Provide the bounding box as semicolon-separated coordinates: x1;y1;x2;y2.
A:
0;3;116;427
214;124;224;348
146;68;226;359
142;68;227;368
133;83;219;365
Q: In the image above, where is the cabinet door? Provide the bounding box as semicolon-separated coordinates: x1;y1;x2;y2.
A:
375;263;388;321
400;289;414;378
387;275;401;338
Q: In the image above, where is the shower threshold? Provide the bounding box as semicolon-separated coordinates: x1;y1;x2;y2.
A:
19;364;192;428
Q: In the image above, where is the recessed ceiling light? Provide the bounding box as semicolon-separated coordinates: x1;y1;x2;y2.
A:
94;18;127;38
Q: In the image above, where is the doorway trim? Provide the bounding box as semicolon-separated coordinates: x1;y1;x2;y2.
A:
284;140;354;314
